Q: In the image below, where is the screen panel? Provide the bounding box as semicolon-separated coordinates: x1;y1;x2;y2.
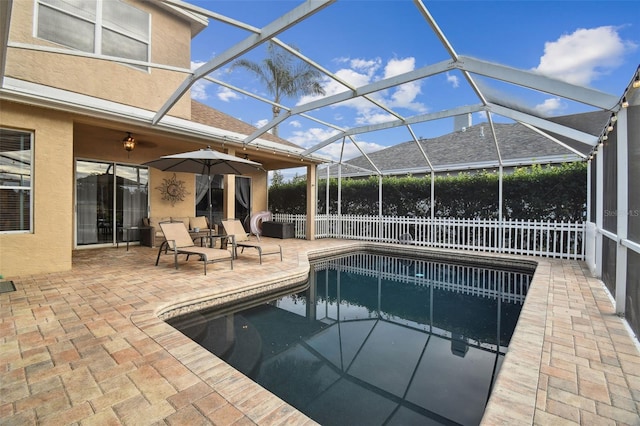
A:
601;236;617;296
602;130;618;233
628;105;640;243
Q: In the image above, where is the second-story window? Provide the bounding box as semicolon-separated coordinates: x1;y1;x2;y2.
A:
36;0;150;70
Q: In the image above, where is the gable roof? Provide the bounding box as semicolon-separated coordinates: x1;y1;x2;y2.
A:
190;100;301;149
327;111;608;177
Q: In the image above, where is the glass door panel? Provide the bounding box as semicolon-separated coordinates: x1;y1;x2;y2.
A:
196;174;223;226
76;160;113;245
115;164;148;243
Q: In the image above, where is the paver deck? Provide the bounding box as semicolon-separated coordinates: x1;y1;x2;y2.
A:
1;238;639;425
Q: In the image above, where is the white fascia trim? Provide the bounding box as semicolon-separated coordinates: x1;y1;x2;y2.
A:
1;77;328;162
326;154;583;177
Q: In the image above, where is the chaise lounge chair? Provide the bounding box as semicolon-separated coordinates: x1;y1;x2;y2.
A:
221;219;282;264
156;222;232;275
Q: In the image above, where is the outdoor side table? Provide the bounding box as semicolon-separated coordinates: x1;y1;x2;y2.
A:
189;228;222;247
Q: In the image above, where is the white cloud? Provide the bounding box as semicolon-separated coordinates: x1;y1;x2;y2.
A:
255;119;270;128
289;120;302;128
285;124;385;162
318;139;386;162
350;58;381;75
533;26;637;85
217;86;241;102
328;68;373;94
191;81;209;100
299;56;426;126
355;111;395;126
446;72;460;88
383;57;414;79
388;81;425;112
297;68;376;115
288;127;341;149
383;58;426;112
190;60;211;100
534;97;566;115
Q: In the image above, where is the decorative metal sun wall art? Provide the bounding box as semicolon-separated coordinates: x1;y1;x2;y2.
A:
156;173;189;206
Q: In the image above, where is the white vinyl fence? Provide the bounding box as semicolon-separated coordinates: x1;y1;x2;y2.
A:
272;213;585;260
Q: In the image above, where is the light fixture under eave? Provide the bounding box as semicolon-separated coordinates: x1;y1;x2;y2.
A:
607;121;614;132
622;97;629;108
633;74;640;89
122;132;136;153
610;112;617;123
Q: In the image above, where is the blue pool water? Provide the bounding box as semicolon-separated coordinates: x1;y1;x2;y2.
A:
168;252;533;425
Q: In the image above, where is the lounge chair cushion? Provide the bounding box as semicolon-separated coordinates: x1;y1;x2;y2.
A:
190;216;208;230
172;217;190;230
222;219;250;242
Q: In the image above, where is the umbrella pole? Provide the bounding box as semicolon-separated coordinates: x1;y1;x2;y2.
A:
207;173;213;234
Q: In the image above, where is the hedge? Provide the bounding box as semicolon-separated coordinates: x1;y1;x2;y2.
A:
268;162;587;222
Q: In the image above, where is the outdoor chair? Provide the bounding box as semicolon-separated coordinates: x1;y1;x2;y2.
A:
156;222;232;275
221;219;282;264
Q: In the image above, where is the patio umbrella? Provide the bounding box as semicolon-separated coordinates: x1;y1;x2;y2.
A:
143;146;262;229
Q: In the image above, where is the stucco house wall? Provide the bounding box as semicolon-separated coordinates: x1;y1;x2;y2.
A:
5;0;192;119
0;102;74;275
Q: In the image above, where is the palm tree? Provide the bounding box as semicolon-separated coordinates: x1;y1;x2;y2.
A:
232;42;325;138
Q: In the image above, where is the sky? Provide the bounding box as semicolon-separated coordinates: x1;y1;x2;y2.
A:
185;0;640;182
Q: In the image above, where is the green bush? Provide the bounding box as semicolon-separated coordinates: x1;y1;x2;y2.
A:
268;162;587;222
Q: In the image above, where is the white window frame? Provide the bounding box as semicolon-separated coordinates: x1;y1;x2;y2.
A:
34;0;151;71
0;129;34;234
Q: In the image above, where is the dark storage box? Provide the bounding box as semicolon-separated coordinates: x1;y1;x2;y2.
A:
262;221;295;239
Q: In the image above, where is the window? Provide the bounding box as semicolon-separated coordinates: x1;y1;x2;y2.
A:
36;0;150;69
0;129;32;232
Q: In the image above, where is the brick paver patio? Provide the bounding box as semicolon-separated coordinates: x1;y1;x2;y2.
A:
1;238;639;425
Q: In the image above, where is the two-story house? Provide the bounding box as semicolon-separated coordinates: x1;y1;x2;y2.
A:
0;0;321;277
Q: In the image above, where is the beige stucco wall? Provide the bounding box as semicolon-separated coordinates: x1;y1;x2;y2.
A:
148;169;198;219
6;0;193;119
0;102;74;277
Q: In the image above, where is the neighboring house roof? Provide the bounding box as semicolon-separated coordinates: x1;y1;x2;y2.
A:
326;111;609;177
190;100;301;149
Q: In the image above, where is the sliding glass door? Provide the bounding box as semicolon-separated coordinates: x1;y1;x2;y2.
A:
194;175;252;227
76;160;148;246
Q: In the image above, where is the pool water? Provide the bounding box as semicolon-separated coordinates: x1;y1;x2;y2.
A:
168;252;533;425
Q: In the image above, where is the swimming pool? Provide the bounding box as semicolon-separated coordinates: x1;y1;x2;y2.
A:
168;251;533;425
